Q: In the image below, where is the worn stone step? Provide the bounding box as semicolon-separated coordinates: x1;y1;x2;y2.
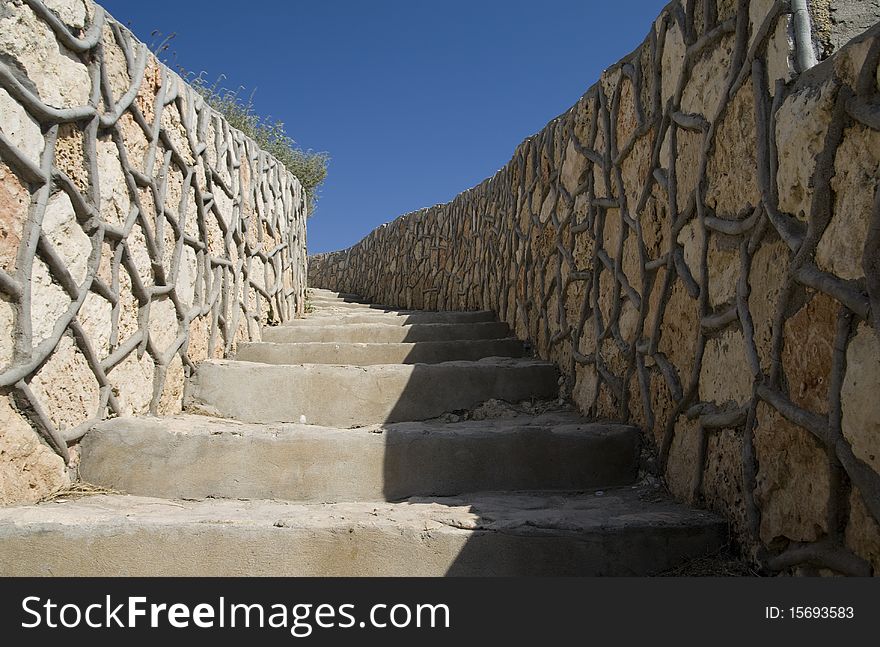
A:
236;339;525;365
309;299;397;310
308;289;363;300
78;414;638;501
185;358;558;426
0;489;726;576
262;321;511;343
287;310;497;326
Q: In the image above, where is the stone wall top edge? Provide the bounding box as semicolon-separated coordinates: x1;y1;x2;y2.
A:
85;0;306;195
791;19;880;90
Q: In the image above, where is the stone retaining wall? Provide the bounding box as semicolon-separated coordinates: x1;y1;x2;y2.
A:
310;1;880;573
0;0;308;504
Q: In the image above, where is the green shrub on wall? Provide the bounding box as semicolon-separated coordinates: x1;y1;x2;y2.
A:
151;31;329;214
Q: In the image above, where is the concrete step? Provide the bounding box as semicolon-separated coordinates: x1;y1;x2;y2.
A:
236;339;526;365
287;310;498;326
262;321;511;343
78;414;639;501
184;358;559;426
309;289;361;299
309;294;362;301
309;288;360;296
309;299;398;310
0;489;726;576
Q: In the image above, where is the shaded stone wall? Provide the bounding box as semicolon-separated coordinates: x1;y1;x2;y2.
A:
0;0;308;504
310;1;880;573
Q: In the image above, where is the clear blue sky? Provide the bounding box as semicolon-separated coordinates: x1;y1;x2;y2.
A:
100;0;668;254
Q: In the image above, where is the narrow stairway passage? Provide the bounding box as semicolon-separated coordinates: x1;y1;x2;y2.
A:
0;288;726;576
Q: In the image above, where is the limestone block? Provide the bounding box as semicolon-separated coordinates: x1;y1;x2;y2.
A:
77;291;112;358
183;184;200;240
0;162;30;274
108;349;154;416
177;244;198;308
0;299;14;368
30;334;100;432
573;361;598;411
845;487;880;573
775;76;837;219
126;221;154;288
659;277;699;378
841;324;880;473
42;191;91;285
699;330;753;405
618;298;640;344
781;291;836;414
748;0;782;56
619;130;653;207
161;216;176;280
250;257;266;292
560;139;586;195
620;229;642;296
538;188;557;224
119;112;149;175
614;77;639;149
749;0;795;95
96;137;130;227
834;26;880;87
100;22;131;105
674;129;702;207
187;315;209;362
0;1;91;109
706;236;739;307
115;269;140;342
680;34;733;119
148;297;179;355
677;220;703;281
649;369;676;447
135;58;162;125
571;96;593;144
0;88;44;167
160;100;194;166
597;263;617;328
54;123;89;194
660;19;686;106
162;164;184;221
42;0;87;29
748;236;788;370
715;0;737;22
645;264;667;341
591;133;607;196
665;418;701;503
639;192;665;258
702;428;749;541
754;402;830;545
817;123;880;280
205;209;232;258
157;353;184;415
30;256;70;347
706;83;758;213
766;15;795;93
0;395;68;506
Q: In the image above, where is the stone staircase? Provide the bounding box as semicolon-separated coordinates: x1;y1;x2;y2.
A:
0;288;726;575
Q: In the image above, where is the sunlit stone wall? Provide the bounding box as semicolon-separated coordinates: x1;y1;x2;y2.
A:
0;0;308;504
310;1;880;574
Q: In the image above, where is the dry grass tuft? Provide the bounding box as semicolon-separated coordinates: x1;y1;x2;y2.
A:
38;482;123;503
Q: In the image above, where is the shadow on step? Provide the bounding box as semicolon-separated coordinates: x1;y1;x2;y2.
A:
298;290;727;575
374;370;723;576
